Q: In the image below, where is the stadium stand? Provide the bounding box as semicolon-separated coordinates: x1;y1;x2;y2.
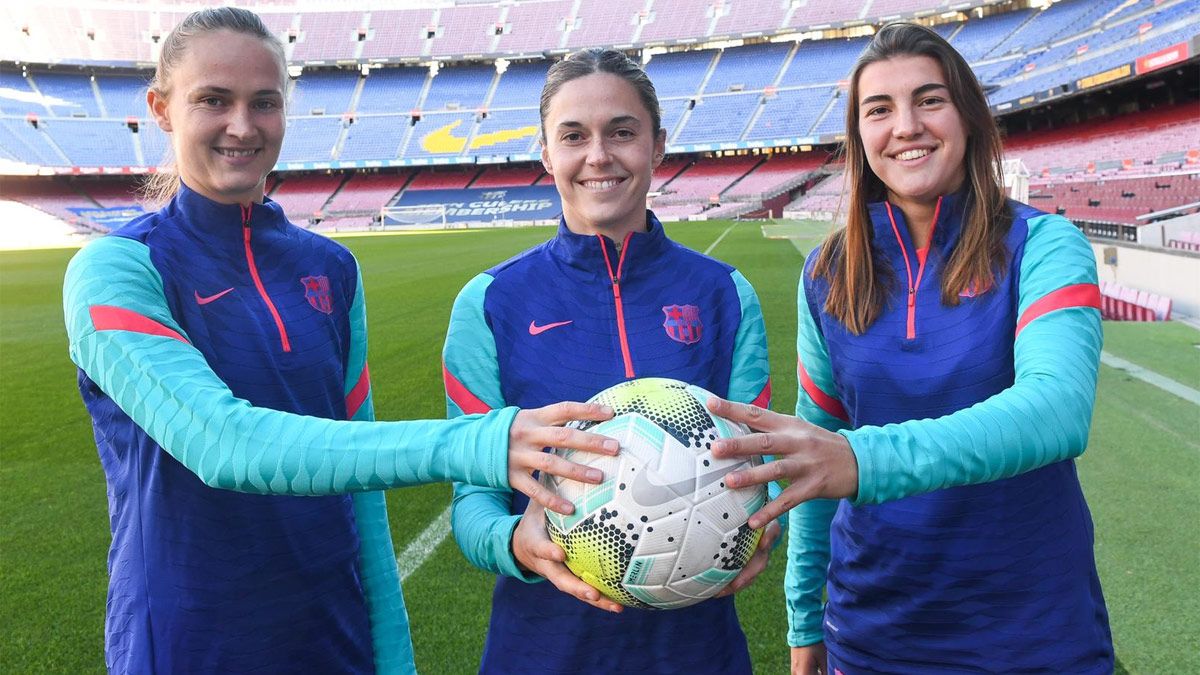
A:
269;173;345;220
405;167;479;190
293;11;364;62
1004;104;1199;176
471;166;544;188
360;8;435;60
722;152;829;200
1100;280;1172;321
493;0;572;55
323;172;410;214
655;156;761;205
1;0;1197;248
430;4;503;58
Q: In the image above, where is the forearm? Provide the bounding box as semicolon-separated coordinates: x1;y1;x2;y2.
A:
450;483;538;581
785;498;837;647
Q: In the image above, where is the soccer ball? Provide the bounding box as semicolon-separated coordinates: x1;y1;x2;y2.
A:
541;377;766;610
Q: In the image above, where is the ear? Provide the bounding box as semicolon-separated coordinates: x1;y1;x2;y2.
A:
147;88;172;133
540;141;553;175
652;128;667;169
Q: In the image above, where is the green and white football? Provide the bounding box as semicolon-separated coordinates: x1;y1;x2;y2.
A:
541;377;767;610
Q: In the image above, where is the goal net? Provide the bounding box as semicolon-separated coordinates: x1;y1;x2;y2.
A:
379;204;449;230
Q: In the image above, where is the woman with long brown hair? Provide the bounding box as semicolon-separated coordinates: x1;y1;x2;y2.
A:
707;22;1113;674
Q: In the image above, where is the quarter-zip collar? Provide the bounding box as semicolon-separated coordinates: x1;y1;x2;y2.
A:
547;210;672;280
169;181;288;236
867;189;967;260
868;190;967;341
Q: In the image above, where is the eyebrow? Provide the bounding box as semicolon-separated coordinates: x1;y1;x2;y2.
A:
859;82;949;107
191;86;283;97
556;114;642;130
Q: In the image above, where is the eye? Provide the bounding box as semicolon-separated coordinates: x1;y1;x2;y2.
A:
920;95;947;107
200;96;224;107
561;131;584;143
613;128;635;139
253;99;281;111
864;105;888;118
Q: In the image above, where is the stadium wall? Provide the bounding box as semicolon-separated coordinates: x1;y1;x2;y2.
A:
1090;238;1200;317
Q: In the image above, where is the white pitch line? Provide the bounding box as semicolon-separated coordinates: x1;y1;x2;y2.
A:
1100;350;1200;406
704;221;739;256
396;504;452;581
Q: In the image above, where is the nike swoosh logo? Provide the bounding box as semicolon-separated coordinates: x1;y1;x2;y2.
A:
629;464;738;507
195;288;235;305
529;320;573;336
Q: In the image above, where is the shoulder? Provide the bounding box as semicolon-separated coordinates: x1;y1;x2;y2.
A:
1007;200;1089;251
485;239;552;279
68;233;155;278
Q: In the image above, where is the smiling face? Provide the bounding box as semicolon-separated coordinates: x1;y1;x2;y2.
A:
540;72;666;238
856;54;967;221
147;29;286;205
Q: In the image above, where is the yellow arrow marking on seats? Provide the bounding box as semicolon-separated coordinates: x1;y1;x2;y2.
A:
421;120;539;154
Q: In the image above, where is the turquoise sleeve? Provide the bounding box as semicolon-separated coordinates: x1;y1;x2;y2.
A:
848;213;1103;504
728;270;787;538
63;236;517;496
785;266;847;647
344;264;415;675
444;274;539;582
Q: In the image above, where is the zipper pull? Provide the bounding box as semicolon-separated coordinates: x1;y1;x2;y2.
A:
908;288;916;308
612;277;622;300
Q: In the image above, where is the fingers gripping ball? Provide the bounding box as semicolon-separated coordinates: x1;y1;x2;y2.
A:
541;378;766;609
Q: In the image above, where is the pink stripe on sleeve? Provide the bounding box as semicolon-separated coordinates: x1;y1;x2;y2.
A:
1016;283;1101;336
443;363;492;415
345;363;371;419
750;378;772;409
89;305;189;344
797;357;848;423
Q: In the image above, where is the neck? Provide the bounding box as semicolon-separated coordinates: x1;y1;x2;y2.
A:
564;214;646;244
890;198;938;250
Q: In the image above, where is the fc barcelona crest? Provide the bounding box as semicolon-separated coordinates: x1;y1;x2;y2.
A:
301;275;333;314
662;304;702;345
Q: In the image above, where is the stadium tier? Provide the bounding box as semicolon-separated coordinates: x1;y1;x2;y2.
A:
1;0;1196;171
1;0;1197;238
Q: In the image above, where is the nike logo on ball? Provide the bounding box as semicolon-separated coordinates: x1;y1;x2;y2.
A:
630;465;734;506
195;288;235;305
529;320;573;335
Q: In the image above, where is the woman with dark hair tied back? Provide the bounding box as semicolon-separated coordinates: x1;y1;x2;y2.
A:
704;23;1114;673
62;8;620;673
443;48;781;674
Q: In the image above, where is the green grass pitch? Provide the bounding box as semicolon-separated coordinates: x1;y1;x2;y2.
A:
1;220;1196;673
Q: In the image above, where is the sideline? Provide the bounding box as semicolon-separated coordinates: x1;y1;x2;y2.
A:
1100;351;1200;406
396;504;453;581
703;221;739;256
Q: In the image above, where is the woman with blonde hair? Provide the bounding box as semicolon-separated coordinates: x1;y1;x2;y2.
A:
64;8;614;672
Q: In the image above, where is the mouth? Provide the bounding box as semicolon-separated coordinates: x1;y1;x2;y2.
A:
892;147;932;162
578;177;627;190
215;148;260;158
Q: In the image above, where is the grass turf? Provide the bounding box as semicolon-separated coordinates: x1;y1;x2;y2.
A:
1;221;1195;673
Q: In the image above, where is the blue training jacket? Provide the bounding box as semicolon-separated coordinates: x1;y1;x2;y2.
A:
63;184;517;674
786;193;1113;673
443;214;772;674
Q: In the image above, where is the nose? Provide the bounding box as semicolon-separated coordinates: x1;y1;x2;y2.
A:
585;137;611;166
892;103;923;139
225;104;256;140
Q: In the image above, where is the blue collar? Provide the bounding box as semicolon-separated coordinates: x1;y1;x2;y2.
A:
168;182;288;234
547;210;672;279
